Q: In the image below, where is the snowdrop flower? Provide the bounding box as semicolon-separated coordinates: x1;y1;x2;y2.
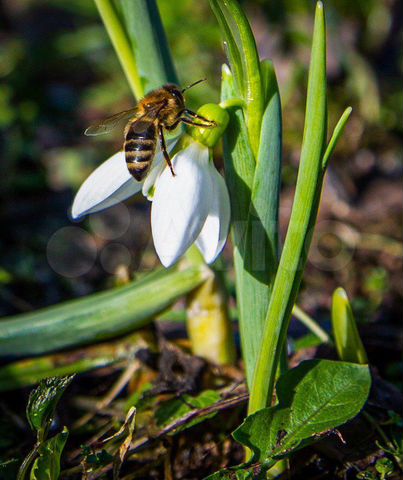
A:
151;141;230;266
71;136;230;267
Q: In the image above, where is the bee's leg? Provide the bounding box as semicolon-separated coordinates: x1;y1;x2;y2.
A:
158;125;175;176
165;120;181;131
181;117;215;128
182;109;216;128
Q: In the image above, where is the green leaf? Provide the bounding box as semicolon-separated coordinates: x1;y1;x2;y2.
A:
240;60;282;384
93;0;143;98
209;0;263;157
221;65;255;241
332;288;368;364
0;266;207;357
322;107;352;169
209;0;245;97
249;1;328;414
235;360;371;464
82;448;113;469
27;376;74;434
29;427;68;480
221;65;257;382
118;0;178;94
155;390;220;433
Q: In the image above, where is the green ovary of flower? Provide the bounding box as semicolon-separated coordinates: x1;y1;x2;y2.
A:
190;103;229;148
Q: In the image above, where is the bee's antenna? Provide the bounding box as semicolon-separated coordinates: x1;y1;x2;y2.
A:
181;78;207;93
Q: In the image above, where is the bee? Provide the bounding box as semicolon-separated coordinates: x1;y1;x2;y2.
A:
85;79;215;181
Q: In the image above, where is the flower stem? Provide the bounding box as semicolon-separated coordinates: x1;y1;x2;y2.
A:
248;2;328;414
93;0;143;99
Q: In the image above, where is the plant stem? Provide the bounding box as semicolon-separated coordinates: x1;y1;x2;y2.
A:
292;305;332;344
248;2;327;414
93;0;143;98
17;444;39;480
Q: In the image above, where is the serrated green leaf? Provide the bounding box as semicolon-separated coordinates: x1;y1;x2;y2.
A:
27;376;74;434
235;360;371;464
0;266;207;357
29;427;68;480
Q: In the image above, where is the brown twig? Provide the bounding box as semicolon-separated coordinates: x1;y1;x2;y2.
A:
72;360;140;430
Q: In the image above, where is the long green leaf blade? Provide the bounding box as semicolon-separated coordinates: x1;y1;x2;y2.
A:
0;266;207;357
241;61;282;384
94;0;143;98
221;66;256;376
322;106;352;169
208;0;244;96
249;1;328;413
118;0;178;93
210;0;264;157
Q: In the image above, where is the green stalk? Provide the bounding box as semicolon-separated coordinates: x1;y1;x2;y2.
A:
93;0;143;98
248;2;328;414
119;0;178;93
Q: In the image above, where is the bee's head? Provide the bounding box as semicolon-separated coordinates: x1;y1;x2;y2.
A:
163;84;185;107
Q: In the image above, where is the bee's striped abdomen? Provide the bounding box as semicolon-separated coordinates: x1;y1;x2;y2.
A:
124;121;156;181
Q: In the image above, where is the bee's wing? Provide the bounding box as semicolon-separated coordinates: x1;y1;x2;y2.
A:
84;107;139;136
129;101;167;134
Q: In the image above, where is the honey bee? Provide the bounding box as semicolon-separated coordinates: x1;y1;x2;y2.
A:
85;80;216;181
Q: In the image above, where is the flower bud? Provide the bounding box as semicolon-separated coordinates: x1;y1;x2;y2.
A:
190;103;229;148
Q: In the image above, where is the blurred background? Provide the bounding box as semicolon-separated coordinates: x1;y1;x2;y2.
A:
0;0;402;380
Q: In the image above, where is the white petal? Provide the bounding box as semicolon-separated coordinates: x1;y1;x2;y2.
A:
142;138;179;200
71;151;142;220
151;143;212;267
195;163;230;264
